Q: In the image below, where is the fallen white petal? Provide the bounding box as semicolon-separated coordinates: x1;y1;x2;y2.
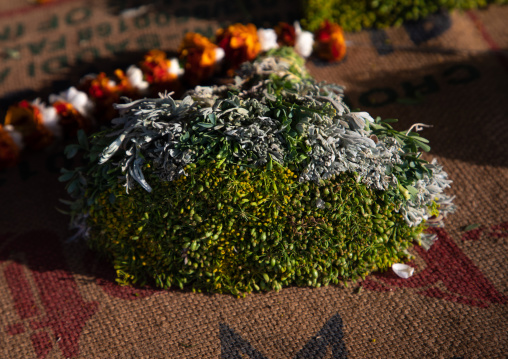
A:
392;263;414;279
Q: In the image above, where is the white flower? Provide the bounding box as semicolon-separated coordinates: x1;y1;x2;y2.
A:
294;21;314;58
127;65;149;91
257;28;279;52
32;99;62;138
392;263;415;279
49;87;94;117
215;47;225;63
168;58;184;77
4;124;24;150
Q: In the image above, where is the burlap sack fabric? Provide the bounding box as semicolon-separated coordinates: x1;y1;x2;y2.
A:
0;1;507;358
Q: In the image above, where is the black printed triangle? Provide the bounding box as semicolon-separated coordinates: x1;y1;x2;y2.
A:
220;314;348;359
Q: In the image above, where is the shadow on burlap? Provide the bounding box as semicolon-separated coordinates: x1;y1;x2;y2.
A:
0;1;507;358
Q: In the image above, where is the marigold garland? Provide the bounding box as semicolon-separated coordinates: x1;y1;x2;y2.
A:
0;20;346;170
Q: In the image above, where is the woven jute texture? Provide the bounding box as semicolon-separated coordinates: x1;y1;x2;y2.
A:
0;1;507;358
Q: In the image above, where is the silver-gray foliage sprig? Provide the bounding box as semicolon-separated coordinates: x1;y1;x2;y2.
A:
400;159;455;228
98;93;197;192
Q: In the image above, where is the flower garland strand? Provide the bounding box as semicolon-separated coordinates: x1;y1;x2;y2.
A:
0;20;347;169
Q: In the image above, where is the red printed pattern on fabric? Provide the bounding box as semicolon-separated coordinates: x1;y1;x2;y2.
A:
1;231;99;358
1;224;506;357
363;226;507;308
461;222;508;241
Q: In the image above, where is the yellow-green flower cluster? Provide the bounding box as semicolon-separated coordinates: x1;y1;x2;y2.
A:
86;161;423;295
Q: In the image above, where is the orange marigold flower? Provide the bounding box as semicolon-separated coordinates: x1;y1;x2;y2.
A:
4;100;54;149
80;73;120;124
53;101;93;138
80;70;143;124
0;124;20;169
216;23;261;72
179;32;223;85
314;20;347;62
114;68;142;99
275;22;296;47
140;50;181;84
83;70;142;101
114;69;133;92
84;73;117;101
